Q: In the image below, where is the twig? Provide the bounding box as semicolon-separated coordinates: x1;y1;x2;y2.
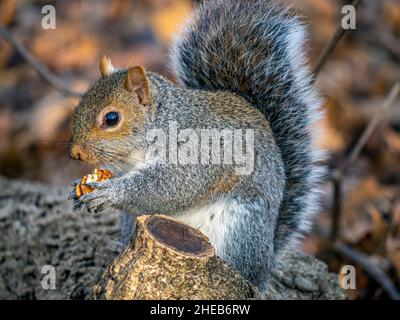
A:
334;242;400;300
341;81;400;173
312;0;365;241
312;0;363;80
317;226;400;300
0;25;83;97
329;81;400;243
330;170;343;242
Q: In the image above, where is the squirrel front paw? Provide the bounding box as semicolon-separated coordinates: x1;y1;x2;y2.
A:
69;180;115;213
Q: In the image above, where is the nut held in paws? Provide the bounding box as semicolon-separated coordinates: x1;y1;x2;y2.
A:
75;169;112;198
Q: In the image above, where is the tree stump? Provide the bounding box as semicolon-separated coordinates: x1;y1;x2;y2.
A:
93;214;261;300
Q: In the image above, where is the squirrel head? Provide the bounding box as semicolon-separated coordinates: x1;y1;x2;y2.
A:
69;54;155;168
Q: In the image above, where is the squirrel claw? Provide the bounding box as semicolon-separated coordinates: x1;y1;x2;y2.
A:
72;189;109;213
71;178;82;187
73;200;84;211
93;203;106;213
68;189;78;200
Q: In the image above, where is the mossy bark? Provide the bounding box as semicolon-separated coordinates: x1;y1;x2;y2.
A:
93;215;261;300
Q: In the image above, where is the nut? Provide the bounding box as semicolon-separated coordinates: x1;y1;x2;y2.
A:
75;169;112;198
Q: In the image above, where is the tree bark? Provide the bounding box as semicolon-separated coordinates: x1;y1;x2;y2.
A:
0;176;346;300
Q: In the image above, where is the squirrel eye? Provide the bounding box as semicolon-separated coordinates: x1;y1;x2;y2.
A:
103;111;120;128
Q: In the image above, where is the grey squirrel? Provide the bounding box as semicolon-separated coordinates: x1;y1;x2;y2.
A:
68;0;324;291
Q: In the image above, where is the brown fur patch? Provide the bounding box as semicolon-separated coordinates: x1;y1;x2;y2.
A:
196;172;241;207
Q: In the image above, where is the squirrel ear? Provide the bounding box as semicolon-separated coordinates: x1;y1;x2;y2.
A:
124;66;150;105
99;54;115;78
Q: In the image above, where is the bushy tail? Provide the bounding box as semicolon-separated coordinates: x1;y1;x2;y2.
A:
171;0;324;250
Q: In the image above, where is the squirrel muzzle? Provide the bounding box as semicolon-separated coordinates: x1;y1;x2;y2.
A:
69;144;97;164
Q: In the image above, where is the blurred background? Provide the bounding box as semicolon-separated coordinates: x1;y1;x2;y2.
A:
0;0;399;299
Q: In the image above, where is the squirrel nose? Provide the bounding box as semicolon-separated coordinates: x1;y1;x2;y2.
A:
70;145;85;161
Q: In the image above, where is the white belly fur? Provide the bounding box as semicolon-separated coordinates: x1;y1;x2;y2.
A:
177;198;230;257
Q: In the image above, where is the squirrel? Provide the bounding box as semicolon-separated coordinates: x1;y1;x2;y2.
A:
68;0;324;291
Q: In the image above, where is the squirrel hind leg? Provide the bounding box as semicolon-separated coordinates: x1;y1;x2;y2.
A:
218;196;277;291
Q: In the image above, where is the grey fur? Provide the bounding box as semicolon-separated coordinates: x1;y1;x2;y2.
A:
170;0;324;250
70;0;323;290
73;71;285;289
